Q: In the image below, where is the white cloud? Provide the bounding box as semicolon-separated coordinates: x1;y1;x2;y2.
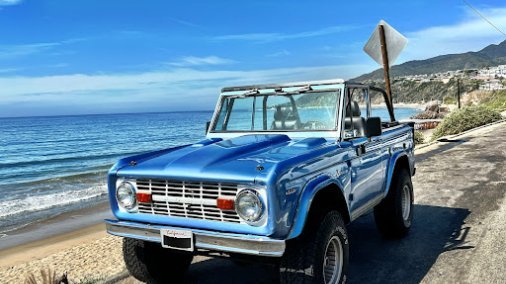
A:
0;64;368;98
0;42;59;59
0;38;87;60
0;63;371;116
0;67;21;73
267;50;291;57
167;17;203;29
400;7;506;62
212;25;355;43
168;56;237;67
0;0;22;6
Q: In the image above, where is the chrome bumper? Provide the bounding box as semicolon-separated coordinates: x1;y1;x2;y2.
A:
105;219;285;257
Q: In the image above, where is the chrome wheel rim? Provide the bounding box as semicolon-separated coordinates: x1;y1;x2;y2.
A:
401;184;411;221
323;236;343;284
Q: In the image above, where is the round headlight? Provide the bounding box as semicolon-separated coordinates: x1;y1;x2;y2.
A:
235;189;263;222
116;182;136;210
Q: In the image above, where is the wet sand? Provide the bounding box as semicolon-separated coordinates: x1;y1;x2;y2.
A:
0;201;112;252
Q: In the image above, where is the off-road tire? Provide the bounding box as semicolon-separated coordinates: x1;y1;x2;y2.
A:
374;168;414;238
122;238;193;284
280;211;349;284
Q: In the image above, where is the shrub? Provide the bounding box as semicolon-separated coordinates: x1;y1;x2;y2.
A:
431;106;502;140
414;131;425;145
443;95;456;105
25;269;67;284
480;90;506;112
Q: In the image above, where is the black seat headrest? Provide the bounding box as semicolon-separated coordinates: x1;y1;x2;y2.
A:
346;101;361;117
274;106;293;120
272;105;299;130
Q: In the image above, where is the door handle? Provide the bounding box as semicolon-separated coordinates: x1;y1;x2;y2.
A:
356;144;366;156
370;137;381;143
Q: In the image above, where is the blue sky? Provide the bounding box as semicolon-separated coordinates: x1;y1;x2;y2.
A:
1;0;506;117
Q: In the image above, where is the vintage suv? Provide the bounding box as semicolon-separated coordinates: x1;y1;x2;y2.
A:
105;79;415;284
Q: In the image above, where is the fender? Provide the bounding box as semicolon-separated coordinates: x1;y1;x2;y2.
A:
287;174;349;239
383;151;411;198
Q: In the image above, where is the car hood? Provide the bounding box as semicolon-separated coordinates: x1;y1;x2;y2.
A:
115;134;333;182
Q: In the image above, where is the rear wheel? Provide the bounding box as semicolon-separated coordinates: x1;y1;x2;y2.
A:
280;211;349;284
374;168;414;238
123;238;193;284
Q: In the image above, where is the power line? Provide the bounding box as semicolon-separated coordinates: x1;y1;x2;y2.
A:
463;0;506;37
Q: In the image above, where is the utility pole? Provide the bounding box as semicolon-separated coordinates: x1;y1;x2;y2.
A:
457;79;461;109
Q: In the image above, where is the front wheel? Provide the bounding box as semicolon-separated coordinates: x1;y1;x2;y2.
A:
280;211;349;284
123;238;193;284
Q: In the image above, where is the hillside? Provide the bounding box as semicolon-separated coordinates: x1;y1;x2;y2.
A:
368;78;481;104
354;40;506;81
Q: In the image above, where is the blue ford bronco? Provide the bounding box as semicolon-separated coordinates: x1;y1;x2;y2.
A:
105;79;415;284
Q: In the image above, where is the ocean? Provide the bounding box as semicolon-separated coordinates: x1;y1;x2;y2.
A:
0;108;420;233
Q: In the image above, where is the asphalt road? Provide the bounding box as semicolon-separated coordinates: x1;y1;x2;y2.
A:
123;122;506;284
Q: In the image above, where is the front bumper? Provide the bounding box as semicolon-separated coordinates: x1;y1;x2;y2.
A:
105;219;285;257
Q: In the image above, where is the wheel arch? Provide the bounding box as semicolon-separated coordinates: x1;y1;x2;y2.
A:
288;176;350;240
384;153;412;197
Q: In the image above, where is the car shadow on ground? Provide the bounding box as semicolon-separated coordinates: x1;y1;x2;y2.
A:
347;204;471;283
182;204;470;284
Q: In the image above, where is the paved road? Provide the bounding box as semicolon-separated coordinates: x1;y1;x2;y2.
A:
123;122;506;284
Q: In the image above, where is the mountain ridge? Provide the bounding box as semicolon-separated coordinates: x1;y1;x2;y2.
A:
354;40;506;81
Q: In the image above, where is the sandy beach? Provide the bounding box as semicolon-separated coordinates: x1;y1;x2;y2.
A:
0;226;125;283
0;203;124;283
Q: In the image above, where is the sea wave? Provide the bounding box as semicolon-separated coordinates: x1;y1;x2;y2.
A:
0;183;108;220
0;150;142;168
0;165;111;188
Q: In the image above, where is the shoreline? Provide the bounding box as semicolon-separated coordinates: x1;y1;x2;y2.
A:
0;223;106;268
371;102;425;109
0;201;112;263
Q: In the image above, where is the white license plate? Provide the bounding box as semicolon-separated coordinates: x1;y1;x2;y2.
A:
160;229;194;252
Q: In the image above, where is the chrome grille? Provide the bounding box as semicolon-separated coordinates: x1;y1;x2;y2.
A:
135;179;240;223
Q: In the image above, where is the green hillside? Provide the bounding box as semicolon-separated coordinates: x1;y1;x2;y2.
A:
368;78;481;104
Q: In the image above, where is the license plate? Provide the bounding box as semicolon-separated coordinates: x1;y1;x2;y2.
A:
160;229;194;252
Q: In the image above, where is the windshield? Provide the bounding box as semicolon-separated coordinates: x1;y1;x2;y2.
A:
212;91;340;132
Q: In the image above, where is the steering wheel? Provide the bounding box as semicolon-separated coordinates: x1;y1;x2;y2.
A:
303;120;327;130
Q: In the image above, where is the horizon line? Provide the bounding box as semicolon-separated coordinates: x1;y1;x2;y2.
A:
0;109;215;120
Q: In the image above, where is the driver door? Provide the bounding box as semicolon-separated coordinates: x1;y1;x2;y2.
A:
344;87;389;215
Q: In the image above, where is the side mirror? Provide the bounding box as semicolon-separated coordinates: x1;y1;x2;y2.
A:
205;121;211;134
365;117;382;138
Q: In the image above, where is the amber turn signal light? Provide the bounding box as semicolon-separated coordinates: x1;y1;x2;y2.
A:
136;192;152;203
216;198;235;210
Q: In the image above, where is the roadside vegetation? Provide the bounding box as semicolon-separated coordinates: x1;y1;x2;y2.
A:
479;90;506;112
24;269;104;284
431;106;502;140
414;131;425;145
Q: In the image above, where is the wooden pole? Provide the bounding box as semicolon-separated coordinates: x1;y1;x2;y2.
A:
457;79;461;109
378;24;395;122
